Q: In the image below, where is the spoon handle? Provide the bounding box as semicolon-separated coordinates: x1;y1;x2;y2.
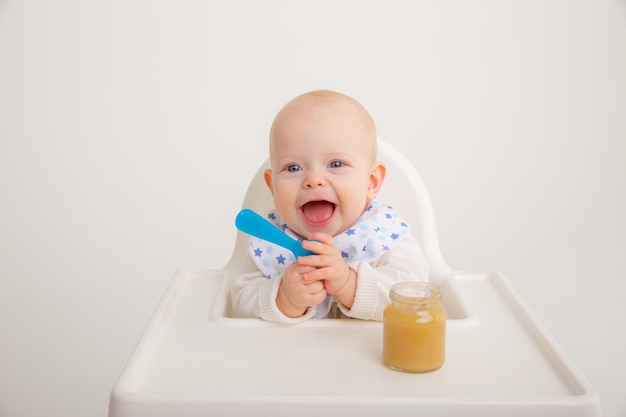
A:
235;209;312;257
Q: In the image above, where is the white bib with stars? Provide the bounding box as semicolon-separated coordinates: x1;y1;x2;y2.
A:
248;199;410;318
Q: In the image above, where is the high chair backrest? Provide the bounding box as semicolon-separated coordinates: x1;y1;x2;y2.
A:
224;140;452;281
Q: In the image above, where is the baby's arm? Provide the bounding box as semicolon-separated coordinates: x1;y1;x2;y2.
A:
229;255;317;322
341;233;429;321
229;255;272;318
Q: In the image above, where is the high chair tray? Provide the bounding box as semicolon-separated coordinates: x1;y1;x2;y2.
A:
109;271;599;417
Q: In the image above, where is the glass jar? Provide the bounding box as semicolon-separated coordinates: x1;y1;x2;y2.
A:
383;281;446;373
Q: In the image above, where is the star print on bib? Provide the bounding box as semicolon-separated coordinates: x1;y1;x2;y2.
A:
247;199;410;318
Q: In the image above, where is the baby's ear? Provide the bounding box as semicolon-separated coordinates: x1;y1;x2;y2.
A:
263;169;274;193
367;161;386;199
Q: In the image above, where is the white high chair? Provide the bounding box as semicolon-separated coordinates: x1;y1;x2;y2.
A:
109;140;599;417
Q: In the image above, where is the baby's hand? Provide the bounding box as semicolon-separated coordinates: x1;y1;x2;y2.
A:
276;262;327;318
299;233;357;309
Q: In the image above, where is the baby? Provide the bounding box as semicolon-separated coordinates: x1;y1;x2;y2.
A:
230;90;429;322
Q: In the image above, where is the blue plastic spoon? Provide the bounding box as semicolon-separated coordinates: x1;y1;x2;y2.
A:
235;209;313;257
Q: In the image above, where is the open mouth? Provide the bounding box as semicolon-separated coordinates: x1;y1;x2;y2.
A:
301;200;336;226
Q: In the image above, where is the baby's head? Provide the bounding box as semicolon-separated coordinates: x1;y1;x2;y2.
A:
264;90;386;238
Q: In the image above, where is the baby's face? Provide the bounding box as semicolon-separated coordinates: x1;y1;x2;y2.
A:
265;98;382;238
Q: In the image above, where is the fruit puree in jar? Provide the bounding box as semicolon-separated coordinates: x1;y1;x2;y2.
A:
383;282;446;373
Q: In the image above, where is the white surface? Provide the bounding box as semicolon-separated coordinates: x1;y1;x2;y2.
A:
1;1;625;417
109;271;599;417
108;139;599;416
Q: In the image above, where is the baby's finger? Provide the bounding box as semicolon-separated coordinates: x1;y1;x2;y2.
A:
293;263;317;275
307;232;334;245
301;233;333;254
310;291;328;306
300;266;326;282
305;279;325;293
300;254;331;270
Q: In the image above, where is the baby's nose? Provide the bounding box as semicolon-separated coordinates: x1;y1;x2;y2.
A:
304;170;326;188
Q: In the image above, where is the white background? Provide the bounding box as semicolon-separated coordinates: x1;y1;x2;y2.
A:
1;1;624;416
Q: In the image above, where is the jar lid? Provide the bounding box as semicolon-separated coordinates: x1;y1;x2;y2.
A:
390;281;441;303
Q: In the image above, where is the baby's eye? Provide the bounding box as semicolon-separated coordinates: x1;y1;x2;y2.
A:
286;164;302;173
329;160;344;169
